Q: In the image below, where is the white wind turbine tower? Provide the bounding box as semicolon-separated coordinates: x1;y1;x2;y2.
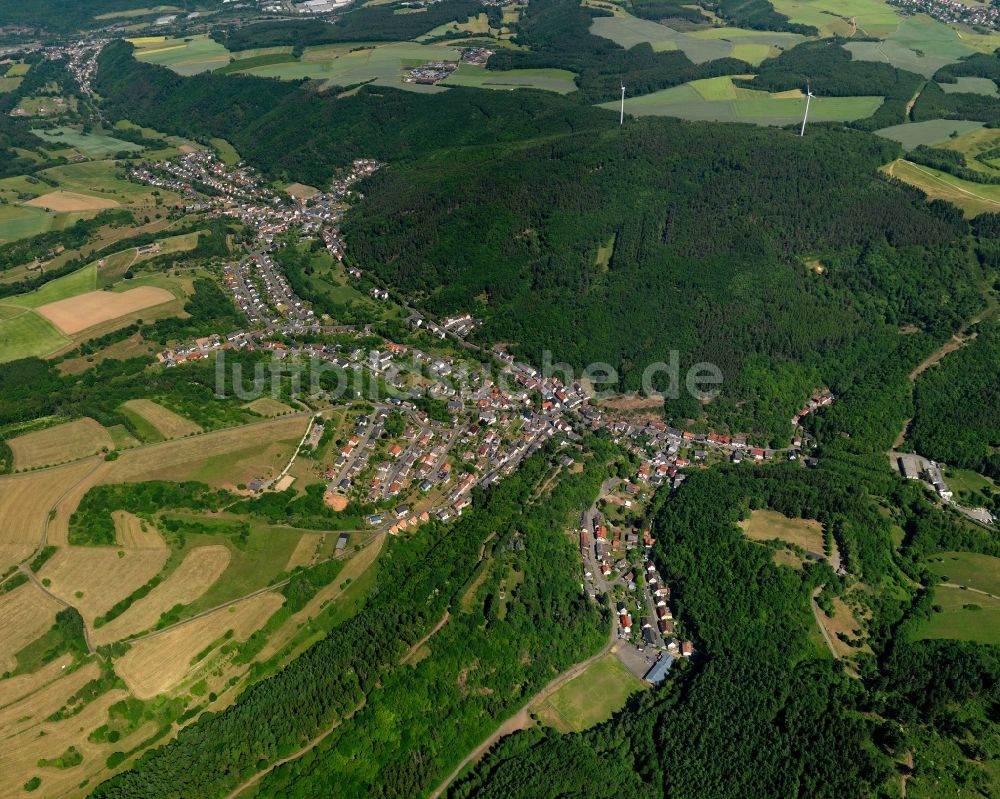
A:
799;82;814;137
620;81;626;125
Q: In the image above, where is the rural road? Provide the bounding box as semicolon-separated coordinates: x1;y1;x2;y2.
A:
427;620;619;799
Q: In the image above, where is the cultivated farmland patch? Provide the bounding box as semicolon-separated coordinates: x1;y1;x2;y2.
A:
8;417;113;469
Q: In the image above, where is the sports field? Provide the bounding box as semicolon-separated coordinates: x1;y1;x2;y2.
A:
8;417;112;469
883;158;1000;216
441;65;578;93
532;654;646;732
876;119;983;150
608;76;882;125
130;35;232;75
29;126;144;158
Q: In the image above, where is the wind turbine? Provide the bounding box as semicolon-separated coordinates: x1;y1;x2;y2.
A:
800;82;814;137
620;80;626;126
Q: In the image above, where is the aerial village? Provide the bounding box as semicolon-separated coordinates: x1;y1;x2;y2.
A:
123;146;844;685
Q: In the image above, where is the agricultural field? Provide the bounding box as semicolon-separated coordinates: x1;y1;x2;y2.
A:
0;460;100;571
875;119;983;150
608;76;881;125
940;76;999;96
740;509;826;552
245;397;297;417
846;16;975;77
0;582;62;674
91;545;231;645
7;417;113;469
129;35;232;75
882;158;1000;216
11;94;76;117
29;127;144;159
238;42;463;92
117;591;284;698
100;415;308;488
925;551;1000;597
38;544;170;631
25;191;121;212
0;204;77;244
0;307;70;362
590;13;805;64
120;399;202;440
916;584;1000;645
37;285;175;335
532;653;646;733
441;65;578;94
771;0;900;37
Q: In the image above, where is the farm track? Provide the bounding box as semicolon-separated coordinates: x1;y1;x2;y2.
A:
18;565;95;654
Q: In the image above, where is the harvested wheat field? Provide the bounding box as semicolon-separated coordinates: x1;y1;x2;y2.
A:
42;460;115;548
0;582;62;674
8;417;112;469
285;532;322;571
0;653;72;709
116;591;283;698
121;399;202;438
37;286;174;335
24;190;119;212
38;546;169;628
104;416;308;486
0;674;128;799
0;460;101;567
92;545;230;645
0;660;99;735
112;511;166;550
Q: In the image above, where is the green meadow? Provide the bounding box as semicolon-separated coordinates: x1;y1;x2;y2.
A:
0;306;70;362
590;14;804;65
30;126;144;158
771;0;900;37
876;119;984;150
5;263;97;309
131;35;232;75
236;42;462;92
608;76;881;126
441;65;578;93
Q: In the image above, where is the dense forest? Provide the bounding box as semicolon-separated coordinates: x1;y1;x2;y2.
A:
92;41;993;442
911;319;1000;479
342;120;979;440
451;459;1000;797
